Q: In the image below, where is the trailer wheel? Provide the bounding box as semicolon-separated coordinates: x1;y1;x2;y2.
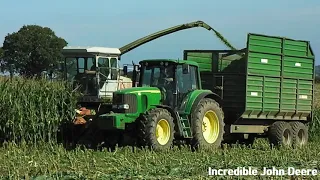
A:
268;121;293;148
289;121;308;147
191;98;224;150
138;108;175;151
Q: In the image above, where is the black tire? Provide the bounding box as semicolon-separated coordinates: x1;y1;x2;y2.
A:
138;108;175;151
191;98;225;150
289;121;308;147
268;121;293;148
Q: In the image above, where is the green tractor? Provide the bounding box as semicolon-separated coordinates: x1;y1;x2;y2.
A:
90;59;225;150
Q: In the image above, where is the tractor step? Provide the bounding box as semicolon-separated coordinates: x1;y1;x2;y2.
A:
179;117;192;138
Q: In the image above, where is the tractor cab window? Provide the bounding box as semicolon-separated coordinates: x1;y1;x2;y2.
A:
140;62;175;106
176;64;199;93
141;63;175;89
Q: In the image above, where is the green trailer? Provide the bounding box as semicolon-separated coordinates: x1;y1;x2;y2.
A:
74;33;315;151
184;33;315;145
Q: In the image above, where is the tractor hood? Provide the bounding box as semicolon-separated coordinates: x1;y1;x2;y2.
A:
112;87;163;113
115;87;161;95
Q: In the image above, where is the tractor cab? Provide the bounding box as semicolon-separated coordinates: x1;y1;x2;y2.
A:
61;46;132;103
137;59;200;108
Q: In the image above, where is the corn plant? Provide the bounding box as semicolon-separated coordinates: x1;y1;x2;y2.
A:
0;76;79;145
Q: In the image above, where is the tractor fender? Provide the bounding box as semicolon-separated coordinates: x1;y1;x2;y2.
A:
188;91;222;115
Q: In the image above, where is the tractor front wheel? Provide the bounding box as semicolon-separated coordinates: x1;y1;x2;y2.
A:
138;108;175;151
191;98;225;150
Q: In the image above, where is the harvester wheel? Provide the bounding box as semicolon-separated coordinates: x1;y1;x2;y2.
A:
268;121;293;148
289;121;308;147
191;98;224;150
138;108;175;151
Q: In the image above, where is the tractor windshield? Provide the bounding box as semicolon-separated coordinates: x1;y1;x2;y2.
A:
141;63;175;89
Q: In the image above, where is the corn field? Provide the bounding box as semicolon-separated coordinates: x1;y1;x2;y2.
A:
0;76;78;144
0;77;320;179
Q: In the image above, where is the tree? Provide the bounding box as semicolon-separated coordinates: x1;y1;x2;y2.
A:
2;25;67;77
0;47;4;73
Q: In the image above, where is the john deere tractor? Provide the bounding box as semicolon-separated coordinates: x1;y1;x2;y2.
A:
87;59;225;151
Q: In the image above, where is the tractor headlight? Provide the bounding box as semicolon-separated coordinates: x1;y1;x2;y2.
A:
119;104;130;109
112;104;130;110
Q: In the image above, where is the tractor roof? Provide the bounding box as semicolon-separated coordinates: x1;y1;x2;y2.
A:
62;46;121;55
139;59;198;66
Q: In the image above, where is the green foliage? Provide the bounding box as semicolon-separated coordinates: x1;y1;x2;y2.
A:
0;47;3;57
0;77;78;144
1;140;320;179
0;47;3;72
2;25;67;77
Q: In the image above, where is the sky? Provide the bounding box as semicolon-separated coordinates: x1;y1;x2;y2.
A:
0;0;319;65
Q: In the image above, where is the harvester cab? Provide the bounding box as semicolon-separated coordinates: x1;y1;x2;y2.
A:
61;47;133;103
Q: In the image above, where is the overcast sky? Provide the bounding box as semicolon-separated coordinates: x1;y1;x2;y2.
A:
0;0;319;65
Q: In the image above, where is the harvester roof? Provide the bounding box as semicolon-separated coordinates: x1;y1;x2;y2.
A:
62;46;121;55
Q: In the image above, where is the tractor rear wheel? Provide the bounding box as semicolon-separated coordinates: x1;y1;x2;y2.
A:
138;108;175;151
289;121;308;147
191;98;224;150
268;121;293;148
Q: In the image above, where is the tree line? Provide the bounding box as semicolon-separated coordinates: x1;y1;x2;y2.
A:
0;25;67;78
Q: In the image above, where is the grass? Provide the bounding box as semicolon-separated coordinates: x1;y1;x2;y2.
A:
0;77;320;179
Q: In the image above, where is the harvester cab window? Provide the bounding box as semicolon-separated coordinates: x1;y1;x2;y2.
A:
87;58;95;70
97;57;110;79
110;58;118;80
78;58;85;73
65;57;77;81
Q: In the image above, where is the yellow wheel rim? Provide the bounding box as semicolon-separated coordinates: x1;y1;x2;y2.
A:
202;110;219;144
156;119;171;145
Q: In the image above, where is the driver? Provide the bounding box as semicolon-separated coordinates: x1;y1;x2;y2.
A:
161;66;174;106
164;68;174;84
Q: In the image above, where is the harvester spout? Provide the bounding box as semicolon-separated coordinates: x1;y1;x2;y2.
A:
119;20;237;55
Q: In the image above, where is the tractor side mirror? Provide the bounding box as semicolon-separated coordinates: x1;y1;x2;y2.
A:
182;64;190;74
134;65;140;72
123;65;128;76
